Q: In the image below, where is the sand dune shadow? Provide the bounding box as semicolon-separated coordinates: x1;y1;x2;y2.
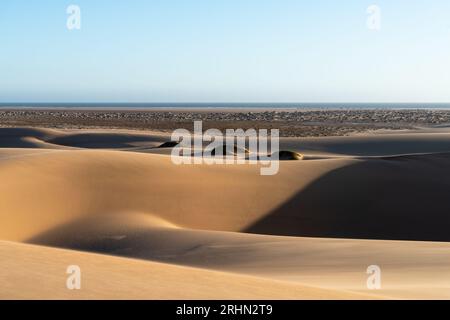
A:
245;153;450;241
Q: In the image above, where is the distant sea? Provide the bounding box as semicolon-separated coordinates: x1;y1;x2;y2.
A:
1;103;450;110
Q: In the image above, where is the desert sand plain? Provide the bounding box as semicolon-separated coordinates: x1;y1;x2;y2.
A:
2;116;450;299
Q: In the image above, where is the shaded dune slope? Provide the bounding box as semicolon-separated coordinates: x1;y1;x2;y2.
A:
46;132;164;149
283;133;450;156
0;127;167;150
0;128;64;149
246;153;450;241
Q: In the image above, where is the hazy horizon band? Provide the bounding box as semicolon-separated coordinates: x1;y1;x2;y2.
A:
2;103;450;110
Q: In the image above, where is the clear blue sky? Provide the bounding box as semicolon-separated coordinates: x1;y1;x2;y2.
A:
1;0;450;103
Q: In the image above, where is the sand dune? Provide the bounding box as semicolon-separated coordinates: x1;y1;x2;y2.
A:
6;127;450;156
2;127;450;299
0;128;65;149
23;212;450;299
0;127;168;150
1;147;450;242
0;148;349;241
1;240;377;300
283;131;450;156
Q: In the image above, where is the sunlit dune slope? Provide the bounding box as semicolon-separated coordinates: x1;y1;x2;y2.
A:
0;240;375;300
